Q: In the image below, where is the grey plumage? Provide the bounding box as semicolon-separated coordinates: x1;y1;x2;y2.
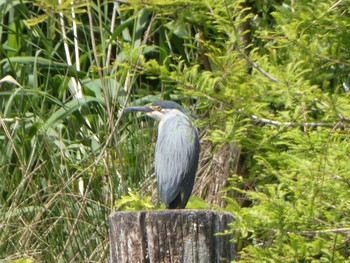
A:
125;101;200;209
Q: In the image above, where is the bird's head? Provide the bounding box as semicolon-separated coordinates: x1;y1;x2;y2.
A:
124;101;187;121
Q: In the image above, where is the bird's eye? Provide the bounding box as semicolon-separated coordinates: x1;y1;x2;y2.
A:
153;106;162;111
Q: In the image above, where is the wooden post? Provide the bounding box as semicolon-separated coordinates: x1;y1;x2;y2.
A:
109;210;234;263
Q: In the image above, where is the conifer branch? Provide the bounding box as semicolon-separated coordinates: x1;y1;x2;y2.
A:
250;114;350;129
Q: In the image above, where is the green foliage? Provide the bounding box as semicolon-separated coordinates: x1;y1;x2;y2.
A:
115;192;156;211
186;196;210;210
115;193;209;211
228;128;350;261
1;0;350;261
6;259;33;263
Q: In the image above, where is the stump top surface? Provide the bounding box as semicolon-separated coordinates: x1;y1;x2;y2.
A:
110;209;234;218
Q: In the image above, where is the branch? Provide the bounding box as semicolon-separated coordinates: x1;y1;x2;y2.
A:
290;227;350;237
238;49;280;84
250;114;350;129
223;0;280;84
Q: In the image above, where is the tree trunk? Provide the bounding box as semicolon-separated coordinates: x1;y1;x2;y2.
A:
109;210;234;263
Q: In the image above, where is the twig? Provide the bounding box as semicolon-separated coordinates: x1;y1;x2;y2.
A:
290;227;350;237
0;117;29;179
250;114;350;129
223;0;280;84
301;0;343;35
240;50;280;84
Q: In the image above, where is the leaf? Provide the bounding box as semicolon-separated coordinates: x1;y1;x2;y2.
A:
6;258;33;263
0;75;22;87
1;56;68;68
40;96;105;131
24;14;48;27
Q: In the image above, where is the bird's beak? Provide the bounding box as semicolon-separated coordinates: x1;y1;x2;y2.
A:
124;106;154;113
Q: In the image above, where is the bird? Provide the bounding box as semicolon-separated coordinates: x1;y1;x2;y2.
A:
125;100;200;209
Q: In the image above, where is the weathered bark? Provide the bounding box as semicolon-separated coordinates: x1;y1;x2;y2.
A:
109;210;234;263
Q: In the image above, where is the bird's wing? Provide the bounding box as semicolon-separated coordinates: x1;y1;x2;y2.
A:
155;114;199;207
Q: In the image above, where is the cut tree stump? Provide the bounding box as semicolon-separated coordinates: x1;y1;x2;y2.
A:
109;210;234;263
